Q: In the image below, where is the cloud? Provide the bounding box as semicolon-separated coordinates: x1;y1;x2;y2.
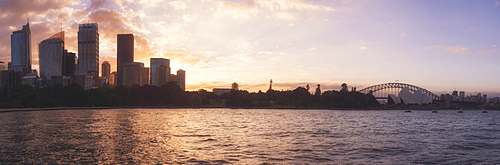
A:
496;1;500;6
424;45;500;57
424;45;469;54
215;0;334;20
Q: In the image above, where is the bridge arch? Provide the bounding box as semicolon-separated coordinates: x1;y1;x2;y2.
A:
358;83;440;100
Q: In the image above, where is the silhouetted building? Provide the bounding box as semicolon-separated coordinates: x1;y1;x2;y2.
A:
142;67;149;86
101;61;111;86
117;34;134;86
123;62;145;87
11;22;32;77
150;58;170;86
102;61;110;78
176;69;186;91
213;88;232;95
63;51;76;76
0;70;16;88
0;62;6;71
39;35;64;85
109;71;117;88
78;23;99;85
169;74;176;83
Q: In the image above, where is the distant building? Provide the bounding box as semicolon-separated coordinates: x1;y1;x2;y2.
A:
459;91;465;101
117;34;134;86
63;51;76;76
150;58;170;86
11;22;32;77
176;69;186;91
123;62;145;87
78;23;99;85
213;88;232;95
102;61;110;78
109;71;117;88
0;70;16;88
169;74;176;83
0;62;6;71
39;33;64;85
142;67;149;86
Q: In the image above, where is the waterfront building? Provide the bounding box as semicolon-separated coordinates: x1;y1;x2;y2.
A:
63;51;76;76
39;33;65;84
11;22;32;77
150;58;170;86
117;34;134;86
102;61;110;78
109;71;117;88
176;69;186;91
123;62;145;87
142;67;149;85
78;23;99;84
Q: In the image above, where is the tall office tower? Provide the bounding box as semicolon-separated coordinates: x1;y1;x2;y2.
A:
123;62;144;87
176;69;186;91
150;58;170;86
39;33;64;83
78;23;99;80
102;61;110;78
117;34;134;86
63;51;76;76
11;22;32;76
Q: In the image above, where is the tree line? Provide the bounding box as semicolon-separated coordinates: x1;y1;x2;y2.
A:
0;83;380;109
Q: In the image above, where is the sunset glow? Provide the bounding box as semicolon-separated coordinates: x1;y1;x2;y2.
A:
0;0;499;96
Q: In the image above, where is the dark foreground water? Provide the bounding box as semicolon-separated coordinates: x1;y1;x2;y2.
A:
0;109;499;164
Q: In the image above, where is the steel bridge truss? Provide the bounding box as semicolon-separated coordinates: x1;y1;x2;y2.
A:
358;82;441;100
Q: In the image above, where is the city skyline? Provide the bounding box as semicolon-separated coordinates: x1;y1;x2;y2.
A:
0;0;499;97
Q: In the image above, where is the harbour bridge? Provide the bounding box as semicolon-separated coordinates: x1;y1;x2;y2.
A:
358;82;441;101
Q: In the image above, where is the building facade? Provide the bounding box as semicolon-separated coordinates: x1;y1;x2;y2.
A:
117;34;134;86
11;23;32;76
102;61;110;78
176;69;186;91
39;37;64;83
78;23;99;83
123;62;144;87
150;58;170;86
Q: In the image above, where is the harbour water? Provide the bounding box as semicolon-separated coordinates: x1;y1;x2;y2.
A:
0;108;499;164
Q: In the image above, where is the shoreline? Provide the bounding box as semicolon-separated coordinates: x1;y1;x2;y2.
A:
0;106;491;113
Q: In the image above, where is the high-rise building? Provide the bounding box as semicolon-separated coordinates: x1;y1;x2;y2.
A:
39;35;64;83
110;71;117;88
78;23;99;82
63;51;76;76
117;34;134;86
123;62;144;87
102;61;110;78
11;22;32;76
176;69;186;91
150;58;170;86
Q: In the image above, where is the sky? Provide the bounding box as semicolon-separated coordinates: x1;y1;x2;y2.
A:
0;0;499;97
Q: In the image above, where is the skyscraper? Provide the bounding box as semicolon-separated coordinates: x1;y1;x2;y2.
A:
39;32;64;83
63;51;76;76
150;58;170;86
176;69;186;91
11;22;32;76
78;23;99;81
117;34;134;86
102;61;110;78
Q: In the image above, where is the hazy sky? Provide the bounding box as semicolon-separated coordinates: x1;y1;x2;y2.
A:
0;0;499;96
